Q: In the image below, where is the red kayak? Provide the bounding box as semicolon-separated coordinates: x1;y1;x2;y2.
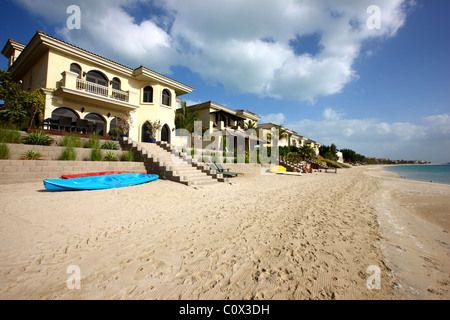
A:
61;171;146;179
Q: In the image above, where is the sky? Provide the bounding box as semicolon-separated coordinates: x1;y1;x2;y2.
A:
0;0;449;163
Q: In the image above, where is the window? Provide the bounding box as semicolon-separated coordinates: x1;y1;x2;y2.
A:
51;107;79;121
70;63;81;77
86;71;108;87
85;113;106;136
162;89;171;106
143;86;153;103
112;77;121;90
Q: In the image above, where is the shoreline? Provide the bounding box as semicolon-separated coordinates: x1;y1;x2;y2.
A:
0;165;448;300
364;165;450;299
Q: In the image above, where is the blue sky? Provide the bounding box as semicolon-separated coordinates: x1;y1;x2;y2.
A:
1;0;449;162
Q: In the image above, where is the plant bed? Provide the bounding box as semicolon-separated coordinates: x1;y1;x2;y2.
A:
26;128;112;140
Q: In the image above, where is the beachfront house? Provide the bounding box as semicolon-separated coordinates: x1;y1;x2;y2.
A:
304;138;321;155
179;101;262;150
1;30;194;143
256;123;306;148
257;123;322;156
286;129;305;148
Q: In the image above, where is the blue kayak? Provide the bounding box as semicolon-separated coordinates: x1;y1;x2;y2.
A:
43;173;159;191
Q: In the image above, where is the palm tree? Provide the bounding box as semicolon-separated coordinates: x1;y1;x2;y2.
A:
175;101;200;133
243;120;257;130
299;145;316;160
266;124;288;144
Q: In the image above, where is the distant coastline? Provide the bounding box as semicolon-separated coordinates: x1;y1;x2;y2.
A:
383;163;450;185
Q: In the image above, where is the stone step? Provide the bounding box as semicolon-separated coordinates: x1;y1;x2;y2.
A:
191;179;220;187
120;137;227;187
171;168;204;175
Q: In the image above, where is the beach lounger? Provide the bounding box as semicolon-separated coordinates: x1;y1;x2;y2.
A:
214;163;243;177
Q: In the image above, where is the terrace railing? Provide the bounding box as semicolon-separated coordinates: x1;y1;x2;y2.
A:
76;79;129;102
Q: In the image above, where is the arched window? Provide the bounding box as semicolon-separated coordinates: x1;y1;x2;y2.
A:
86;71;108;96
111;77;121;90
70;63;81;77
109;117;129;136
143;86;153;103
162;89;171;106
85;113;106;136
51;107;79;121
86;71;108;87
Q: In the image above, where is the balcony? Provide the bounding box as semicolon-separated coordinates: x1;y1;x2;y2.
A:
76;79;129;102
57;71;136;111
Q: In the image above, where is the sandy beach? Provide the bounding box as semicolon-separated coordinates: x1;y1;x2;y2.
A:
0;165;448;300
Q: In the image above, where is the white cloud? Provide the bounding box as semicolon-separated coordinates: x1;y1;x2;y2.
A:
14;0;414;102
323;107;345;120
280;108;449;162
421;113;450;136
259;113;287;126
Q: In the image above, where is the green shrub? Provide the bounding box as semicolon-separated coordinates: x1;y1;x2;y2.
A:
101;141;120;150
85;135;100;149
23;130;54;146
104;151;118;161
0;143;10;159
59;147;77;161
90;148;102;161
23;150;43;160
0;127;22;144
62;135;82;148
121;150;135;162
108;128;122;138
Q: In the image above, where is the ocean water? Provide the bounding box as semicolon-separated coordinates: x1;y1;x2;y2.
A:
384;164;450;185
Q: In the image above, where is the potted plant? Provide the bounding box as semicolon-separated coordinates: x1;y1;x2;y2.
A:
113;112;133;139
146;120;162;143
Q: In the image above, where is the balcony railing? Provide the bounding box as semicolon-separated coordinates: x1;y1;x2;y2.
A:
111;88;129;102
76;79;129;102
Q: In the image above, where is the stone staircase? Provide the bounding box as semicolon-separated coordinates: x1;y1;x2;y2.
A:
279;158;306;172
120;137;229;187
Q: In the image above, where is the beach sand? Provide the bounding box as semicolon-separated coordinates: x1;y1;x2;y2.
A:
0;165;448;300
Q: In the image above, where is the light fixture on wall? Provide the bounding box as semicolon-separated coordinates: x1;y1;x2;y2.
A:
107;113;111;118
81;107;85;113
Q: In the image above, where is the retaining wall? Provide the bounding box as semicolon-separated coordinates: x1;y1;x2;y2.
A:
0;160;147;185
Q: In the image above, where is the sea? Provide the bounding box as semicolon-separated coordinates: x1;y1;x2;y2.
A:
384;164;450;185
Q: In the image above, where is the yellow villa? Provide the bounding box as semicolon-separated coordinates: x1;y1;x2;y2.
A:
1;30;194;143
257;123;321;154
185;101;260;132
180;101;262;149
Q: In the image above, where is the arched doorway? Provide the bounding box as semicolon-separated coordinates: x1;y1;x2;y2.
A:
142;122;152;142
85;113;106;136
161;124;170;143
